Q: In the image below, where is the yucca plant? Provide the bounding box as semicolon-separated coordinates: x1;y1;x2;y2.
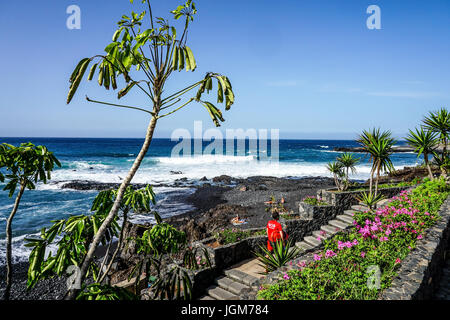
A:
64;0;235;299
355;191;385;210
326;161;345;191
405;127;439;180
357;128;396;196
254;239;300;274
336;153;360;190
423;108;450;163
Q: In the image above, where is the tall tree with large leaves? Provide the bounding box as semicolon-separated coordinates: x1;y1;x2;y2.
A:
336;153;360;190
357;129;396;195
0;143;60;300
405;127;439;180
326;161;345;191
64;0;235;299
422;108;450;167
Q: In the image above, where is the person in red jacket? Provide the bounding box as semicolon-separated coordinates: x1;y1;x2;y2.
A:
266;211;288;251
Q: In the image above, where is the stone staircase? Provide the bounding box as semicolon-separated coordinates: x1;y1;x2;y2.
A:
199;268;261;300
294;204;367;253
198;203;372;300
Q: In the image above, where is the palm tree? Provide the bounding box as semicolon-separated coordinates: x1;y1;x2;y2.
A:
64;0;235;299
357;128;396;195
0;142;60;300
326;161;345;191
405;127;439;180
336;153;360;190
423;108;450;163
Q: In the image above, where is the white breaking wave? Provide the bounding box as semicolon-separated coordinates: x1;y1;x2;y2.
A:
69;161;112;170
156;154;256;165
0;233;61;266
46;153;417;185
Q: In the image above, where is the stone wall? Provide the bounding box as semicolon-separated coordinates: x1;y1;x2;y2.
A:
197;229;267;270
317;186;407;214
380;195;450;300
285;203;337;243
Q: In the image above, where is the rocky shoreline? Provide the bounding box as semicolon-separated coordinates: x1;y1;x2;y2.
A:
2;166;428;300
168;175;336;241
0;174;336;300
2;164;430;300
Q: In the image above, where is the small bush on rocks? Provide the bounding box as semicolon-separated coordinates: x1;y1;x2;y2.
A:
303;196;328;206
213;228;265;245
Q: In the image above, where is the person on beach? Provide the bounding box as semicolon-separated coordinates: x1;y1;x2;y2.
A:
266;211;288;251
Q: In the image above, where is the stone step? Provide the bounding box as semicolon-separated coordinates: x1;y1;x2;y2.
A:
336;214;354;224
215;276;249;296
206;286;239;300
295;241;314;252
376;199;390;208
343;210;356;217
312;230;331;240
328;219;350;230
199;295;216;300
351;205;368;212
320;225;341;236
223;269;259;287
303;236;322;247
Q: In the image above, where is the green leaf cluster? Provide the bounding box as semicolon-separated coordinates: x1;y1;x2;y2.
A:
0;142;61;197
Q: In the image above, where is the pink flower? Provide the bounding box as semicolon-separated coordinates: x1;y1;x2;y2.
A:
395;258;401;264
417;235;423;240
360;251;366;258
283;273;290;280
325;250;336;258
314;254;322;261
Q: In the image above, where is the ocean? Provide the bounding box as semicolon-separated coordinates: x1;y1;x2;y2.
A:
0;137;421;265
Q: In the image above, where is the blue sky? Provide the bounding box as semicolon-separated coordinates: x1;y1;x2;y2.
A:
0;0;449;139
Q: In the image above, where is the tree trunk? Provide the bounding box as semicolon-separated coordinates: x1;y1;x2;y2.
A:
424;153;433;180
98;210;128;284
345;167;349;191
3;182;26;300
441;137;447;177
442;137;447;163
375;164;381;197
369;165;375;195
333;174;339;191
65;113;159;300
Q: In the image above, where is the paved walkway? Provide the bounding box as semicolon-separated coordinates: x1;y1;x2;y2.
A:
230;258;266;279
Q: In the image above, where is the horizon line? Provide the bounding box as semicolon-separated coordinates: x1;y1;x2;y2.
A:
0;136;409;142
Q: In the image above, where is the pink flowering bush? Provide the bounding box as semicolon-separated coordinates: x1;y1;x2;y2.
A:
258;178;449;300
